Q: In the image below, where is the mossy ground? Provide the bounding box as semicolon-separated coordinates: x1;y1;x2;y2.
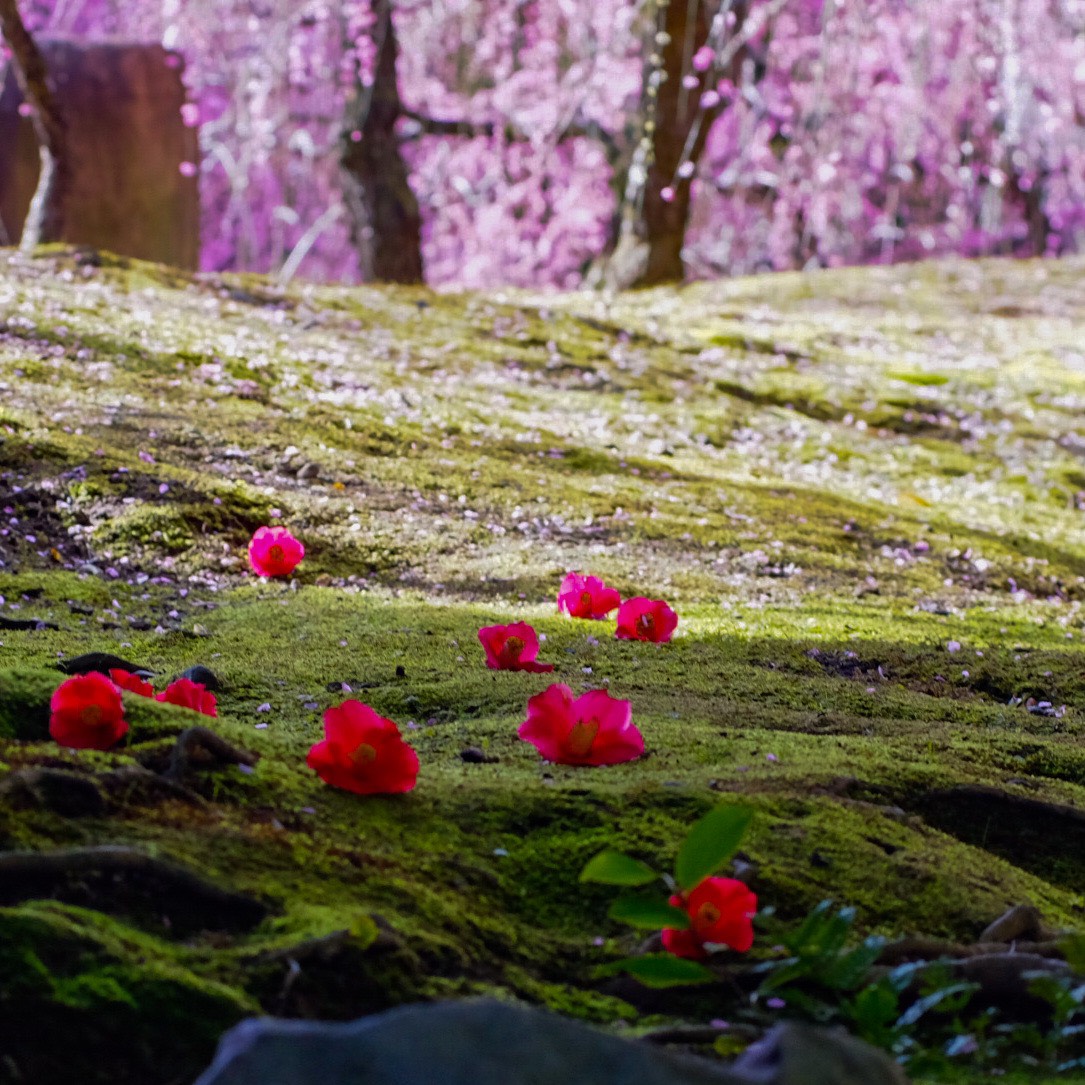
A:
2;248;1085;1081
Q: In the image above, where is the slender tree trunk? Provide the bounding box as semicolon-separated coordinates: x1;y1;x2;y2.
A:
0;0;69;249
600;0;752;289
339;0;423;284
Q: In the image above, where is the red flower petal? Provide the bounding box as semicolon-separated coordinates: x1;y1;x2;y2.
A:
109;669;155;698
557;573;621;620
615;597;678;643
663;879;757;960
49;672;128;750
477;621;552;671
661;925;706;961
248;526;305;578
518;684;642;766
323;699;397;750
308;700;419;795
157;678;217;717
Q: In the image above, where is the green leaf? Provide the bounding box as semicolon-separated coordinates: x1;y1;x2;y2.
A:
895;981;980;1028
1061;933;1085;975
580;850;658;887
607;896;690;930
596;954;715;988
674;804;752;891
819;935;885;990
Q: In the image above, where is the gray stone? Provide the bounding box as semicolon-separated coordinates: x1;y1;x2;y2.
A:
194;998;908;1085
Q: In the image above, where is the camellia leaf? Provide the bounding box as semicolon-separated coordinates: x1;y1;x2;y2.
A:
580;850;658;887
607;896;690;930
674;804;752;891
596;953;715;988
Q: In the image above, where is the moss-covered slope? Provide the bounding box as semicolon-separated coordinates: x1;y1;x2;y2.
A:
2;248;1085;1082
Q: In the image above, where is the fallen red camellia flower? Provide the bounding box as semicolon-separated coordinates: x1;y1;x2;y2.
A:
662;876;758;960
248;525;305;578
307;699;419;795
478;621;554;673
518;684;643;766
109;669;155;698
157;677;217;717
49;672;128;750
557;572;621;620
615;596;678;643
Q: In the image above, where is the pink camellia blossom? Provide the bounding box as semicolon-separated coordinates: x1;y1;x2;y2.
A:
307;700;419;795
557;573;620;620
109;669;155;698
157;678;217;717
478;621;554;673
662;877;757;960
660;186;676;203
615;597;678;643
49;673;128;750
248;526;304;578
518;684;643;766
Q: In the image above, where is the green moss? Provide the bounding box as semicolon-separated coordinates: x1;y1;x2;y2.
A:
0;901;255;1085
3;249;1085;1080
0;669;58;739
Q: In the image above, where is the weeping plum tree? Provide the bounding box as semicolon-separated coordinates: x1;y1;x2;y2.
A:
601;0;749;288
339;0;423;283
0;0;69;249
11;0;1085;285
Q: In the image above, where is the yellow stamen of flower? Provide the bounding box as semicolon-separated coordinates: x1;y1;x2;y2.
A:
580;591;593;611
696;901;721;927
81;704;103;726
504;636;525;658
636;613;656;637
269;544;285;562
566;718;599;758
350;742;377;765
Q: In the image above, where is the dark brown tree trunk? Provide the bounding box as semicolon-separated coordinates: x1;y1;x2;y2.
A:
340;0;423;284
600;0;751;289
0;0;68;249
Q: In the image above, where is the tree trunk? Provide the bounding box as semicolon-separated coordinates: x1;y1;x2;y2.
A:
0;0;68;249
600;0;750;289
339;0;423;284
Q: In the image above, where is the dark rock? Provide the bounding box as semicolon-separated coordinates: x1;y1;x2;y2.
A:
194;999;908;1085
459;747;498;764
176;665;223;692
979;903;1045;944
58;652;154;678
0;616;59;631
